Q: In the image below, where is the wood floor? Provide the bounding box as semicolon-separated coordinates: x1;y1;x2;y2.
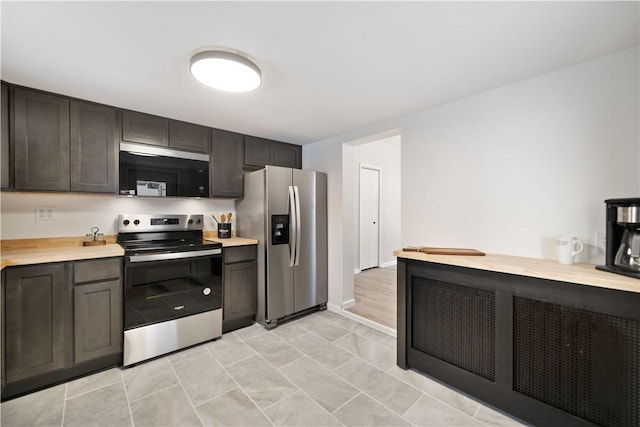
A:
346;265;397;329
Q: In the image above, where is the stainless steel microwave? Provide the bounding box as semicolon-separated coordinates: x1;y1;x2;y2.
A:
119;142;209;197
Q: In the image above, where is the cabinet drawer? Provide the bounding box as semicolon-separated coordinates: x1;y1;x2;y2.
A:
224;246;256;264
74;258;121;283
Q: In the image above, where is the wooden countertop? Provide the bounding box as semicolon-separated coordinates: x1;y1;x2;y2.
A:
1;244;125;270
0;233;258;270
394;250;640;294
204;237;259;247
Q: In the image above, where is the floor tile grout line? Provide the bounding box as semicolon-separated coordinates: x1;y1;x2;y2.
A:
328;391;362;416
166;354;206;427
278;354;413;425
119;369;136;427
125;380;182;405
331;359;422;424
63;375;123;402
473;403;482;418
60;383;68;427
218;355;276;426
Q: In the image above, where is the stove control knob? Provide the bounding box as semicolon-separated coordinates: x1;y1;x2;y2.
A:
203;287;211;296
196;219;201;224
188;219;193;224
133;219;140;226
123;219;130;226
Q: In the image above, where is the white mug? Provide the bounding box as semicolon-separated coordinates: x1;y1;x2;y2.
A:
555;235;584;265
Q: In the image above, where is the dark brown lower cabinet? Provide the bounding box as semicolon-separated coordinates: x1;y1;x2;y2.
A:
74;280;122;364
2;258;123;401
222;245;257;333
4;263;70;383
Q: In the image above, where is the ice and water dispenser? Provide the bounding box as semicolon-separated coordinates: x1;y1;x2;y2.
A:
271;215;290;245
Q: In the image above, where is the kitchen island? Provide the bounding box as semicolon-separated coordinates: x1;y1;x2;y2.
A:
395;251;639;427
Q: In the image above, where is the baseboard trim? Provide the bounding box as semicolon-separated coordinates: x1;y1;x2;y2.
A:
326;304;396;337
353;268;361;275
341;310;397;337
341;299;356;310
380;260;397;268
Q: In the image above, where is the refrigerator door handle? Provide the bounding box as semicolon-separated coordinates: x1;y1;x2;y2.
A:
288;185;297;267
293;185;301;266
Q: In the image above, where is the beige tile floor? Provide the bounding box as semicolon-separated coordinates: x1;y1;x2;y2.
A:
0;310;527;427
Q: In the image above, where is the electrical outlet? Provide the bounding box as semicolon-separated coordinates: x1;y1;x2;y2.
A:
35;206;56;221
595;231;606;249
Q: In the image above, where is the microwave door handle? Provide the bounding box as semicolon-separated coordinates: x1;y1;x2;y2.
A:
293;185;301;266
288;185;297;267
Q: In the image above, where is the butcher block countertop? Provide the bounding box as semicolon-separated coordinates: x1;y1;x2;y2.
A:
1;244;124;270
0;233;259;270
204;236;259;247
394;250;640;294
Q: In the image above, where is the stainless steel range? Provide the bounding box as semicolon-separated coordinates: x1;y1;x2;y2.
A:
118;214;223;366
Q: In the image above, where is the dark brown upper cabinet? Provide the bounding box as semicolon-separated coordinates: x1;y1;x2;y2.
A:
272;141;302;169
122;110;211;154
11;87;117;193
170;120;210;153
13;88;70;191
121;110;169;146
70;101;118;193
244;135;302;169
210;129;244;198
1;83;9;188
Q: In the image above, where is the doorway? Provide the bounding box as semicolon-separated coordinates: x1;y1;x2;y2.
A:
341;133;401;331
359;165;380;271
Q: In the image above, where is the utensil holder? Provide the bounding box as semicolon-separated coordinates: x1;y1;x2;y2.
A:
217;223;232;239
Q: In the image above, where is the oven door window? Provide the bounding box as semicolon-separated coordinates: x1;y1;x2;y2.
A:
124;256;222;330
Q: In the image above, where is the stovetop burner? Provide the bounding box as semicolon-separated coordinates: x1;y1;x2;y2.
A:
120;238;221;254
117;214;221;255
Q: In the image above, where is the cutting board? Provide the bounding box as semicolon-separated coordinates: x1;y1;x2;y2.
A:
402;246;486;256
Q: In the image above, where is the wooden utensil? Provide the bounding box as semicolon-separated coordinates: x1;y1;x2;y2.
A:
221;214;226;223
227;212;232;222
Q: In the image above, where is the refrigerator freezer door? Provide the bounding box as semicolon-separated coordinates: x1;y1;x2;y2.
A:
265;166;295;321
293;169;328;312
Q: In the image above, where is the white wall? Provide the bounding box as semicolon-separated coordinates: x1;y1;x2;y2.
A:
0;192;235;239
351;136;402;270
303;47;640;309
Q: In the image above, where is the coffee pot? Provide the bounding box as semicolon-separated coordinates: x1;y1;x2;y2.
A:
614;206;640;273
597;198;640;279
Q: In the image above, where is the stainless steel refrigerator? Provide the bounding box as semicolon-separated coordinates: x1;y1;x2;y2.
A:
236;166;328;328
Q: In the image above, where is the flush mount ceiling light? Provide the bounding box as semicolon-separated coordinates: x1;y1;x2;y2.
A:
190;48;261;93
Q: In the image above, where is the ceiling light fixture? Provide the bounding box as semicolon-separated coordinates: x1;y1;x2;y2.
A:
190;48;262;93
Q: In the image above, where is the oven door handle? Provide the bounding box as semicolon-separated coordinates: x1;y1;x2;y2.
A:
127;248;222;263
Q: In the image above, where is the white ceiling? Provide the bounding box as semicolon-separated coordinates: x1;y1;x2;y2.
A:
1;1;638;145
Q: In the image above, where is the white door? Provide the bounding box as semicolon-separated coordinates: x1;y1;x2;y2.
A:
359;166;380;270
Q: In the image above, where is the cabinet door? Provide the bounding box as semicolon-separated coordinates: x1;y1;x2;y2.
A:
169;120;209;153
223;261;257;321
74;280;122;364
244;136;272;168
273;142;301;169
1;83;9;189
70;101;118;193
121;110;169;146
211;129;244;198
5;264;69;382
13;88;70;191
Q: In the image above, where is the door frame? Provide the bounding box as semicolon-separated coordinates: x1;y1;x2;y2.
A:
358;163;381;271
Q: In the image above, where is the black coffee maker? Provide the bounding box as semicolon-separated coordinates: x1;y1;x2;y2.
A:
596;197;640;279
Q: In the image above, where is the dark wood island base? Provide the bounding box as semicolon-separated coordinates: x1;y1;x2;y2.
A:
396;253;639;427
